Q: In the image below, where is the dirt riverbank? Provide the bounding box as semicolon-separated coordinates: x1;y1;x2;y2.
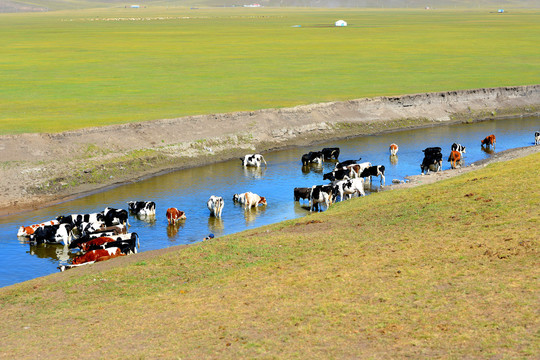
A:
1;85;539;216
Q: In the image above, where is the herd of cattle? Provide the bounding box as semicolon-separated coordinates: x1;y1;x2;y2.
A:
17;131;538;270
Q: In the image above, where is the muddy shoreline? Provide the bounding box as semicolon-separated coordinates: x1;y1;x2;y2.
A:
1;85;539;217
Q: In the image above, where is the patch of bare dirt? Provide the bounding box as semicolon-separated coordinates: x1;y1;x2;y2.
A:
0;85;538;216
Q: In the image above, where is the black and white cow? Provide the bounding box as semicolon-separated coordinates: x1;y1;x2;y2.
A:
334;159;362;170
421;147;443;174
102;207;130;227
359;165;385;186
451;143;466;154
29;223;73;245
240;154;267;168
127;201;156;216
333;178;365;201
57;213;104;228
321;147;340;160
301;151;323;166
310;185;334;212
535;131;540;145
323;167;354;183
293;187;311;202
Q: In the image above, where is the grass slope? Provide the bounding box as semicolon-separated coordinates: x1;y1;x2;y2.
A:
1;7;539;134
1;152;538;358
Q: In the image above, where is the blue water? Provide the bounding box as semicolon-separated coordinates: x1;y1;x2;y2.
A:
0;116;538;288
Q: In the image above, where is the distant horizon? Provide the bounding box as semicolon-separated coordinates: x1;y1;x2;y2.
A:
1;0;539;14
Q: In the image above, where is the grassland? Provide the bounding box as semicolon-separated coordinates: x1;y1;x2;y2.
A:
1;7;539;134
1;151;537;358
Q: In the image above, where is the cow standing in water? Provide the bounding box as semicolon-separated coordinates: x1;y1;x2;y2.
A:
448;150;462;169
389;143;399;156
240;154;267;168
207;196;225;218
481;134;496;149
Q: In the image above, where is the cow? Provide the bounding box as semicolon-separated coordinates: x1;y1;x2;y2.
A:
166;208;186;225
127;201;156;216
321;147;340;160
421;148;443;174
481;134;496;148
102;207;129;227
359;165;385;186
294;187;311;202
310;185;333;212
389;143;399;156
448;150;462;169
233;192;267;209
451;143;466;154
346;162;372;178
333;178;365;201
535;131;540;145
323;167;355;183
207;196;224;218
71;247;124;266
334;159;362;170
29;223;73;245
57;213;104;228
240;154;267;168
17;220;59;237
82;233;139;253
301;151;323;166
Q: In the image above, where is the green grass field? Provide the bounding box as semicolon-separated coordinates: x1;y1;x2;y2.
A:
1;152;537;358
2;7;539;134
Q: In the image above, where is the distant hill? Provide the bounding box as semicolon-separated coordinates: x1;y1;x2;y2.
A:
1;0;538;13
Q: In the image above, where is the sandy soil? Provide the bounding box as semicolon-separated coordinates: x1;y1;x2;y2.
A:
0;85;538;216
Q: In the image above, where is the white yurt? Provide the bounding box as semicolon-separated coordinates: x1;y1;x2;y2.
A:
335;20;347;27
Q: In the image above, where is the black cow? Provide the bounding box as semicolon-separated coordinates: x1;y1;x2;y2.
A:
301;151;323;166
127;201;156;216
321;147;340;160
421;148;443;174
293;187;311;202
359;165;386;186
29;223;73;245
535;131;539;145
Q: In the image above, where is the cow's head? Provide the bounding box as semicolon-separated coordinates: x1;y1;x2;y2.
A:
258;197;267;206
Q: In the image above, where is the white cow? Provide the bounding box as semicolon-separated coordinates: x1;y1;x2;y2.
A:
207;196;225;218
233;192;267;209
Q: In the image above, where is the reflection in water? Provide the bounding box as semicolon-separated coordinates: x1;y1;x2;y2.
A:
243;206;267;224
207;217;224;235
301;163;323;174
136;214;156;223
29;243;72;263
481;147;495;155
166;222;185;240
389;155;398;166
243;166;266;179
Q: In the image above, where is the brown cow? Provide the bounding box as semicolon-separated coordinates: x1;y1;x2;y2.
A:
481;134;496;148
447;150;462;169
166;208;186;225
389;143;398;156
71;247;123;265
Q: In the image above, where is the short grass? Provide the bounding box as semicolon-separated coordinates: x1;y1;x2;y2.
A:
1;7;539;134
1;152;538;358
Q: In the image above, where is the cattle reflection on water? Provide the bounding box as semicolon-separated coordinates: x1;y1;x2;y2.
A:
166;222;185;240
29;243;72;262
242;166;266;179
207;217;224;235
389;154;398;166
242;206;267;224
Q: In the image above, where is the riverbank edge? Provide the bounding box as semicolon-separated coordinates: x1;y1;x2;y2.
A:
1;85;539;217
